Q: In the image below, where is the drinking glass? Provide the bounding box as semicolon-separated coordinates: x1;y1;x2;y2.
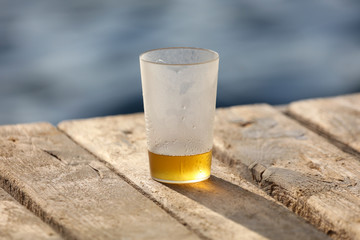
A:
140;47;219;183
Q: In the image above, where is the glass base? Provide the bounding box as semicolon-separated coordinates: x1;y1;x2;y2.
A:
151;175;210;184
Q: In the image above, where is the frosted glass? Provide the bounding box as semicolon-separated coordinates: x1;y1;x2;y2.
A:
140;47;219;156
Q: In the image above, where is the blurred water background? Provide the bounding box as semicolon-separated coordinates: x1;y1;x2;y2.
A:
1;0;360;125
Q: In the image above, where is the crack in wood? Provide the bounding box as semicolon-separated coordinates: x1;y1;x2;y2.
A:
7;137;18;142
227;117;255;127
42;150;62;162
88;164;104;179
238;121;255;127
122;130;133;135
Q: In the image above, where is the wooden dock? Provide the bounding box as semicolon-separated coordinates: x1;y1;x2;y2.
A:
1;93;359;240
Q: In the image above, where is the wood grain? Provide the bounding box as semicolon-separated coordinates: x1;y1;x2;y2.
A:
59;114;329;240
0;123;199;240
213;104;360;240
287;93;360;156
0;188;61;240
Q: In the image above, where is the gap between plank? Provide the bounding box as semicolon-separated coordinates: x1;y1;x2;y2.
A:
285;110;360;160
0;174;74;240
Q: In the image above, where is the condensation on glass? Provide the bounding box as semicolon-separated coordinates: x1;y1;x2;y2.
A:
140;47;219;183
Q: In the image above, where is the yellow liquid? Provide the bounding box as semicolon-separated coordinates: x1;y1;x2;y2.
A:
148;150;212;184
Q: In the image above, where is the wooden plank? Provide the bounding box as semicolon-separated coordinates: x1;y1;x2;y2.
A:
0;188;61;240
212;104;360;240
287;93;360;156
0;123;199;240
59;114;329;240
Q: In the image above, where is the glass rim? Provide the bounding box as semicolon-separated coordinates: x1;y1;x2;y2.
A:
139;47;219;66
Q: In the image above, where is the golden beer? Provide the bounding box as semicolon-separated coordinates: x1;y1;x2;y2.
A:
148;150;212;183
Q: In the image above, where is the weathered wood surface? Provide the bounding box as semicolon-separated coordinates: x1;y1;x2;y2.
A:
0;188;61;240
59;114;329;240
213;104;360;240
0;123;198;240
288;93;360;156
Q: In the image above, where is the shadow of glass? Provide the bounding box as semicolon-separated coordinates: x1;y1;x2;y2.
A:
164;175;327;240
